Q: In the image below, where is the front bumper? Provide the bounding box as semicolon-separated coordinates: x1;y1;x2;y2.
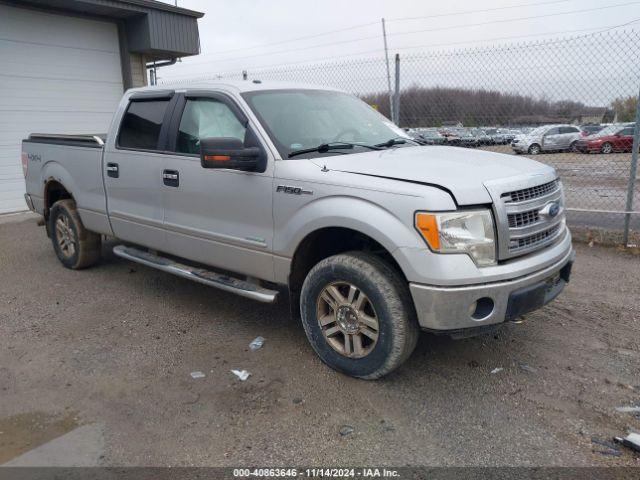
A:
409;248;575;332
511;142;528;153
575;143;599;153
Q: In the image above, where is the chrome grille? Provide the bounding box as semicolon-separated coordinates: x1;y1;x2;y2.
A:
501;180;558;203
510;223;562;251
508;209;539;228
486;175;566;260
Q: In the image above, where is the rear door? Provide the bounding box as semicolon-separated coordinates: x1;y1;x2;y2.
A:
559;126;580;149
103;91;176;250
160;91;275;280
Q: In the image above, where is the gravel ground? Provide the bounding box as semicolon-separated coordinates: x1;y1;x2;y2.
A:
1;214;639;467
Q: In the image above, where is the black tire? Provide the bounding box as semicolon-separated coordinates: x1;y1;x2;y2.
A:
569;141;578;152
49;199;101;269
601;142;613;154
300;251;419;380
528;143;541;155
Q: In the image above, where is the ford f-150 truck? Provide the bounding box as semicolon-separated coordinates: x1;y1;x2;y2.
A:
22;81;574;379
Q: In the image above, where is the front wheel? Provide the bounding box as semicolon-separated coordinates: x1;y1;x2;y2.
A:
300;252;419;379
601;142;613;154
49;199;101;269
528;144;541;155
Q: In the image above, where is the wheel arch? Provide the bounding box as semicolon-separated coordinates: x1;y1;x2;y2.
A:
287;226;408;321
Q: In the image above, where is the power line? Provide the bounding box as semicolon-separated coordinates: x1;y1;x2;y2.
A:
199;0;575;58
160;19;639;80
173;2;640;67
388;0;572;22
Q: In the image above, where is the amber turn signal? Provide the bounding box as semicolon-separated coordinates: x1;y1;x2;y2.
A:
415;213;440;250
204;154;231;162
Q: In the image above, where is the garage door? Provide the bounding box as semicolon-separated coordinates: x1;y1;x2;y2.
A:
0;5;124;214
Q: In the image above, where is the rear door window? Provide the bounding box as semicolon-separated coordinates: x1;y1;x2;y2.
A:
560;126;579;134
546;127;560;135
118;99;171;150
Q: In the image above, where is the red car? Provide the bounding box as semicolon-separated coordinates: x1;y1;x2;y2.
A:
575;125;636;154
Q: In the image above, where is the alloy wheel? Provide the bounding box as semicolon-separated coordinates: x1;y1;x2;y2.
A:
316;282;379;358
55;215;76;258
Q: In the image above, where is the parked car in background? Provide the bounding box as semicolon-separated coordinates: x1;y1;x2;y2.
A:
416;128;446;145
574;124;636;153
455;128;480;148
580;124;604;137
470;128;492;145
511;124;582;155
499;129;518;144
484;128;507;145
440;128;461;146
405;128;427;144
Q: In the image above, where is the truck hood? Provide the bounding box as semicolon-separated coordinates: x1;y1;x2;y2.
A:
317;145;555;205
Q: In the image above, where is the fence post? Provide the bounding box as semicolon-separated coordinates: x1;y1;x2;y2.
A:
394;54;400;126
381;18;394;122
622;89;640;246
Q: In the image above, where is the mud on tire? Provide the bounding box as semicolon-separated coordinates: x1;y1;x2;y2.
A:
49;199;101;269
300;251;419;379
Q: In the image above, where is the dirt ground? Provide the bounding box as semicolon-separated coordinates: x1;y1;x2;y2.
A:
1;214;639;467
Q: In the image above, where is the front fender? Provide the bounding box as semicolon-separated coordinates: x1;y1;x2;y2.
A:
274;194;425;258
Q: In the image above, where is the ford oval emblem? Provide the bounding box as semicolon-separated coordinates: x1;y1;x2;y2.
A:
540;201;560;219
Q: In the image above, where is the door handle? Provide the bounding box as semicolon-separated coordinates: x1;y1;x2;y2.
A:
163;169;179;187
106;163;119;178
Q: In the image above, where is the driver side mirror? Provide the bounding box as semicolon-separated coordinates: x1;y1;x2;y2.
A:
200;137;260;171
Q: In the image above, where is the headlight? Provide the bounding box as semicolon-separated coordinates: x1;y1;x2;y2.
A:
415;210;496;266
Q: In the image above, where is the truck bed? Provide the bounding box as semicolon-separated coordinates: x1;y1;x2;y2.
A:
23;132;110;236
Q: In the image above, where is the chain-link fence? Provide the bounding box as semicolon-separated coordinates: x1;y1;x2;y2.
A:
162;30;640;245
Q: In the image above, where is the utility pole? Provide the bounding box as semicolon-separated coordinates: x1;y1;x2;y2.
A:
381;18;394;123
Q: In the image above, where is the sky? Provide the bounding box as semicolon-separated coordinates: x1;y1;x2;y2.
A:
155;0;640;105
158;0;638;77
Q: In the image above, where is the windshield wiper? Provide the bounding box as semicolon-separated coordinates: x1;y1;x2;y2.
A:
375;137;418;148
288;142;381;158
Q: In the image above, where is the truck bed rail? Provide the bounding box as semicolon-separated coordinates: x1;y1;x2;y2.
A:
26;133;106;148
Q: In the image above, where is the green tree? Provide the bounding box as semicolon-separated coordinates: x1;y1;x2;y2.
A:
611;95;638;122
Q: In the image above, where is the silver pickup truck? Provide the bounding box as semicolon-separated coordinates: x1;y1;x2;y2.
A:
22;81;574;379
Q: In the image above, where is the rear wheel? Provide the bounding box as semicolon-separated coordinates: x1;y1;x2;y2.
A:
49;199;101;269
528;144;541;155
300;252;419;379
569;141;578;152
601;142;613;154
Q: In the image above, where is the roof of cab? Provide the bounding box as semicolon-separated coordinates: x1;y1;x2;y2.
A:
127;80;343;95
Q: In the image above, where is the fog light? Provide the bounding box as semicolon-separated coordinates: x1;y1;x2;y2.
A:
471;297;494;320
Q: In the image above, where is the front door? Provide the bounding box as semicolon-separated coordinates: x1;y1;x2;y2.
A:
161;92;275;281
541;127;561;151
103;93;175;250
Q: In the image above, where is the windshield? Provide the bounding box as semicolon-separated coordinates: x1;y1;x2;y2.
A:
593;125;621;137
528;126;548;136
242;89;411;159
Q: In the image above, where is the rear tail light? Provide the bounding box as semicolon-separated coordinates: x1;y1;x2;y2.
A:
21;151;28;178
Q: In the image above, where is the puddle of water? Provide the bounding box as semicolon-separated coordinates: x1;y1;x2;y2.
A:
0;411;80;464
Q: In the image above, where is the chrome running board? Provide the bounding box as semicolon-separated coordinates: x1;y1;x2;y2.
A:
112;245;278;303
